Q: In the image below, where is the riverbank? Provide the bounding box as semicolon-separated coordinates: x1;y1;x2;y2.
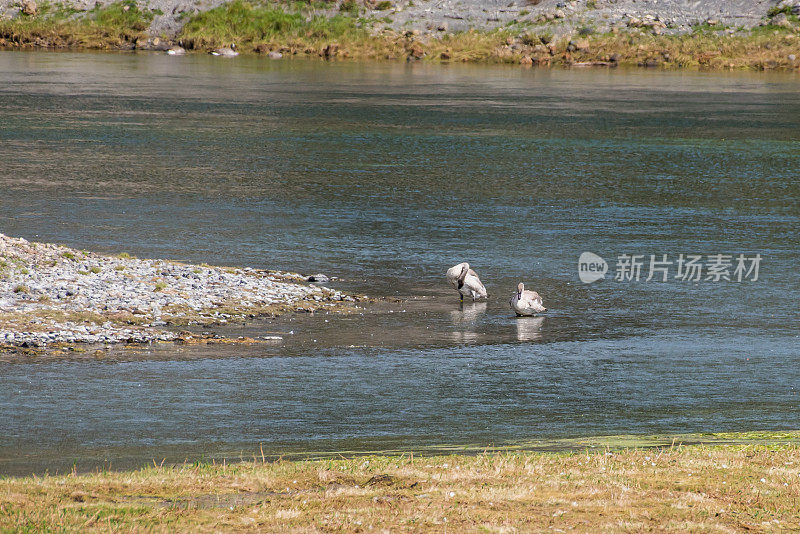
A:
2;431;799;532
1;0;799;70
0;233;362;351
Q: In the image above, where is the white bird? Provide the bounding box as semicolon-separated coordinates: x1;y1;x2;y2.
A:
510;282;546;316
446;262;488;302
211;44;238;57
167;46;186;55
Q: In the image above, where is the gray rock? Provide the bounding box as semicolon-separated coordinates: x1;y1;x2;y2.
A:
772;13;790;27
307;274;330;283
20;0;36;15
267;51;283;59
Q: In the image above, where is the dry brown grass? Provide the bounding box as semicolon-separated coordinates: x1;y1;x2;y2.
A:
0;309;145;332
2;439;800;532
566;29;800;70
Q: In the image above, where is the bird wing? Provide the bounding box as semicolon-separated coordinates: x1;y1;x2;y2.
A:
524;291;542;305
466;272;486;295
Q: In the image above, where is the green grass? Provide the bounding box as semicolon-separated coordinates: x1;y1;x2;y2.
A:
91;0;154;35
339;0;359;16
768;4;796;17
179;0;365;50
690;22;728;34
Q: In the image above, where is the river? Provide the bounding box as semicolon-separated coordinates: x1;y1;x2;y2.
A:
0;51;798;475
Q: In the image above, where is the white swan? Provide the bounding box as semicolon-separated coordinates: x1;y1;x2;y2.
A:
510;282;546;316
446;262;488;301
211;44;238;57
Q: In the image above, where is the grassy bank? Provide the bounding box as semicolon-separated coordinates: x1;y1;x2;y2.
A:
2;0;800;70
177;2;800;69
0;0;157;49
2;432;800;532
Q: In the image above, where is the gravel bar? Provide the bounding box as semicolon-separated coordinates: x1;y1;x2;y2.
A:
0;233;359;349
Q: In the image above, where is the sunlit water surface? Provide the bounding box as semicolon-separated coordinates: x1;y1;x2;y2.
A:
0;52;798;474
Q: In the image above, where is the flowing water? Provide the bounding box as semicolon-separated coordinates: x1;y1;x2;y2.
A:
0;52;799;475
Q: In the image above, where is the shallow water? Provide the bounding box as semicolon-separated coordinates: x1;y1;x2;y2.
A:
0;52;799;475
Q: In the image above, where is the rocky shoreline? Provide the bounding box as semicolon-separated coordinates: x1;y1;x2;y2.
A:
1;0;796;43
0;233;360;350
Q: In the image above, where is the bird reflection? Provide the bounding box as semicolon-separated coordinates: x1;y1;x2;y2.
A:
516;316;545;342
449;301;486;343
449;301;487;324
450;330;480;343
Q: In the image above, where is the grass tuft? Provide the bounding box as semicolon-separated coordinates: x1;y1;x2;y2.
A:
0;1;156;49
180;0;364;49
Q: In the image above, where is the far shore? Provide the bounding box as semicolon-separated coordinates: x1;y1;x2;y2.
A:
2;430;799;532
2;0;800;71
